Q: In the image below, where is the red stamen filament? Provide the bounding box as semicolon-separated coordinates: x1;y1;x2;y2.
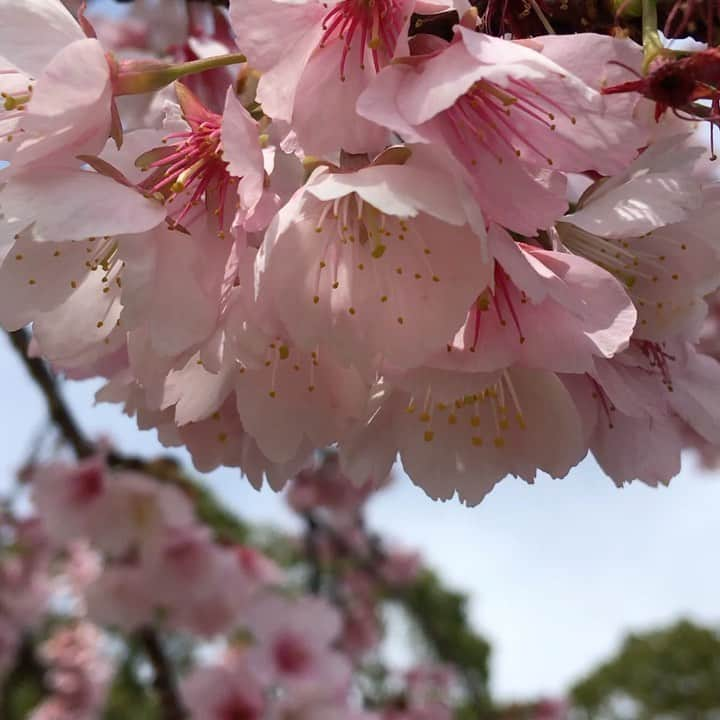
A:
637;340;675;391
447;78;568;168
471;267;526;351
319;0;404;80
141;113;236;230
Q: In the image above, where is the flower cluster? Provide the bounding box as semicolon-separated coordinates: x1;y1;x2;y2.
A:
0;516;51;679
2;0;720;503
1;452;457;720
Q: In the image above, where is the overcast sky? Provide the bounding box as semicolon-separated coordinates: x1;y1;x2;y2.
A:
2;334;719;702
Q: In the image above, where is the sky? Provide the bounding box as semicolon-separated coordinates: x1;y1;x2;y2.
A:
2;334;719;702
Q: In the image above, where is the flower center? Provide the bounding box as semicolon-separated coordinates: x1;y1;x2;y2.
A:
468;266;527;351
407;371;527;447
218;696;260;720
636;339;675;391
273;632;311;674
311;193;442;324
69;466;104;504
444;79;575;168
0;69;32;143
137;110;234;235
319;0;405;80
256;340;320;399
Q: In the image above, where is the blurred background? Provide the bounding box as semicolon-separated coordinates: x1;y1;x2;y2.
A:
3;326;720;717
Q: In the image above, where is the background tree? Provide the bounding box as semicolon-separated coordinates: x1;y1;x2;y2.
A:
570;620;720;720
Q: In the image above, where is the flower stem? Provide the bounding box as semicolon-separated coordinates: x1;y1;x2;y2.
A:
642;0;662;71
113;53;247;96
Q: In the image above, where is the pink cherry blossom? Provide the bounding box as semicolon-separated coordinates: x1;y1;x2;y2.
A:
342;367;587;504
556;136;720;342
432;224;637;374
138;525;258;636
256;154;491;370
30;622;113;720
0;16;113;173
358;28;645;234
31;456;196;556
563;337;720;486
229;0;424;155
134;83;265;235
246;593;352;701
0;517;51;642
287;451;387;519
182;651;266;720
96;366;312;487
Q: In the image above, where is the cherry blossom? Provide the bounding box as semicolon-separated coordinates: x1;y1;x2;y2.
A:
256;153;491;370
246;593;352;701
341;366;587;504
30;622;113;720
434;224;637;374
229;0;425;155
31;455;196;556
555;136;720;342
182;651;266;720
358;28;645;234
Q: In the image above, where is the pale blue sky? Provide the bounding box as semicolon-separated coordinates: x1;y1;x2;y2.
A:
2;334;719;702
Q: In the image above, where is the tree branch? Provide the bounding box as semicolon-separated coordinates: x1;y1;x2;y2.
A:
7;328;95;459
137;628;186;720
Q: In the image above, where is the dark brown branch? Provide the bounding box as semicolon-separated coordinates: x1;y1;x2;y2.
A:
7;328;95;459
5;328;187;720
137;628;186;720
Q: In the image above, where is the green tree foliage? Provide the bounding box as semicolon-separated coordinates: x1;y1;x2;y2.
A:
570;619;720;720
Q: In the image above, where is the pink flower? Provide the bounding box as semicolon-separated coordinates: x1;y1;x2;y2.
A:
0;130;166;336
341;367;587;504
139;525;256;636
436;224;637;374
256;153;491;370
31;457;196;556
358;28;644;234
556;136;720;342
96;370;312;487
230;0;423;155
339;600;380;659
380;548;421;586
134;83;265;235
167;2;240;114
182;651;266;720
0;0;114;174
287;451;386;518
236;545;285;585
84;564;157;631
30;622;113;720
564;340;720;486
246;593;352;701
0;518;51;635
